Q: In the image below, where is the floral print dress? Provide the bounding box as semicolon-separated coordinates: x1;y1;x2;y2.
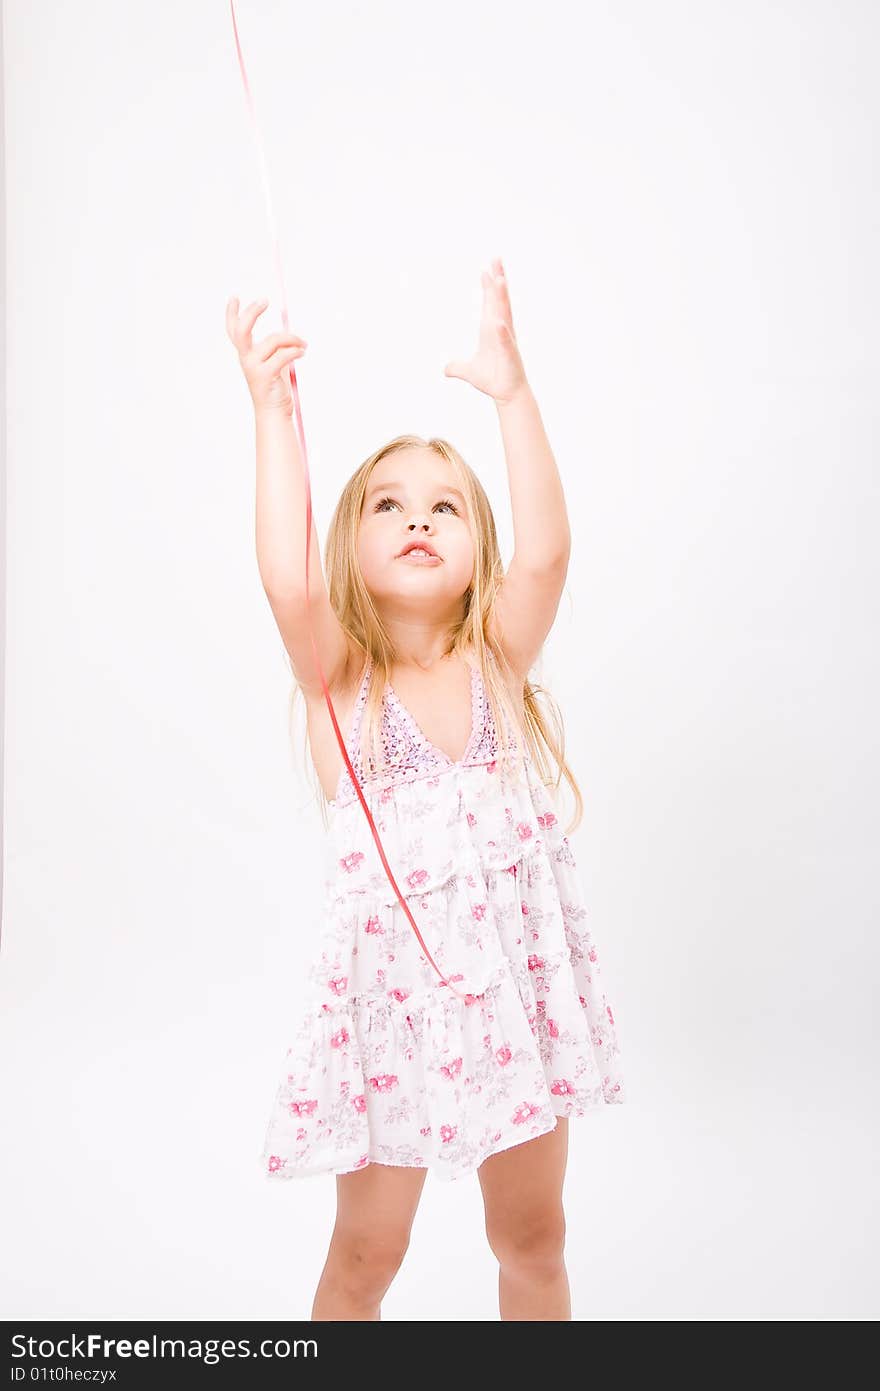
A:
260;651;625;1184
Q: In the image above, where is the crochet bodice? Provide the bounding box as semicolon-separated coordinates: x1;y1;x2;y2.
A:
331;652;526;810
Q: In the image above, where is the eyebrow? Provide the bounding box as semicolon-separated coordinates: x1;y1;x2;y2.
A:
365;480;467;505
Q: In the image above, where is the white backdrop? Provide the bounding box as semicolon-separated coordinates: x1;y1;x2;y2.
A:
2;0;877;1320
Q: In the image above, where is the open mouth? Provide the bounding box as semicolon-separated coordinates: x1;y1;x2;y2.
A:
398;547;442;563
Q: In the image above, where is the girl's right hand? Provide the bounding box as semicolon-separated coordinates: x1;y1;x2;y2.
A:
225;297;308;416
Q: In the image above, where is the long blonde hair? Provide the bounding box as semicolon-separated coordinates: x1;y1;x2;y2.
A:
287;434;584;835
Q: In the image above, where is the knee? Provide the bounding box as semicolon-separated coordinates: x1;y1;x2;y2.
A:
331;1227;411;1297
485;1209;566;1273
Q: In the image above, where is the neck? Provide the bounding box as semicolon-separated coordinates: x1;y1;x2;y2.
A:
394;648;454;674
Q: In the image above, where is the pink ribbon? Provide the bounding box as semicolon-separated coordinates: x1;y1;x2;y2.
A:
229;1;475;1007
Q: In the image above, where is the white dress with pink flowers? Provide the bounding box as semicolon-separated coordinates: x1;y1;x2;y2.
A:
260;651;625;1184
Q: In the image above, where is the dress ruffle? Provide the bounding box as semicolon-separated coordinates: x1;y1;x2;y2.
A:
260;755;625;1184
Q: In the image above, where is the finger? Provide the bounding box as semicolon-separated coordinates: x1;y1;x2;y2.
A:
492;269;514;328
487;264;508;297
482;267;509;316
226;296;260;347
231;298;269;350
256;331;308;362
264;344;308;370
244;299;269;335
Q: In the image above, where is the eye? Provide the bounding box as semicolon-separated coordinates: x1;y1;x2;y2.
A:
373;495;460;516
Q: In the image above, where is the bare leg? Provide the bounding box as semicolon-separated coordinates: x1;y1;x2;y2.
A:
311;1162;428;1320
478;1118;571;1320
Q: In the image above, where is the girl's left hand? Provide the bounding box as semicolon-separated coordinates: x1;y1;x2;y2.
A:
444;258;529;404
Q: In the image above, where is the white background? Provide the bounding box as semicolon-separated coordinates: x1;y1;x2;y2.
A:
2;0;877;1320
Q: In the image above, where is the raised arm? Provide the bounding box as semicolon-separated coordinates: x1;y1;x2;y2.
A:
254;407;353;696
444;261;572;679
490;383;571;676
226;297;353;695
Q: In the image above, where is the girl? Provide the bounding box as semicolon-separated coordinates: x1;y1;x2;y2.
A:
225;259;625;1321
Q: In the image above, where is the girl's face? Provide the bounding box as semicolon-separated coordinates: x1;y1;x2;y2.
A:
357;449;475;615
